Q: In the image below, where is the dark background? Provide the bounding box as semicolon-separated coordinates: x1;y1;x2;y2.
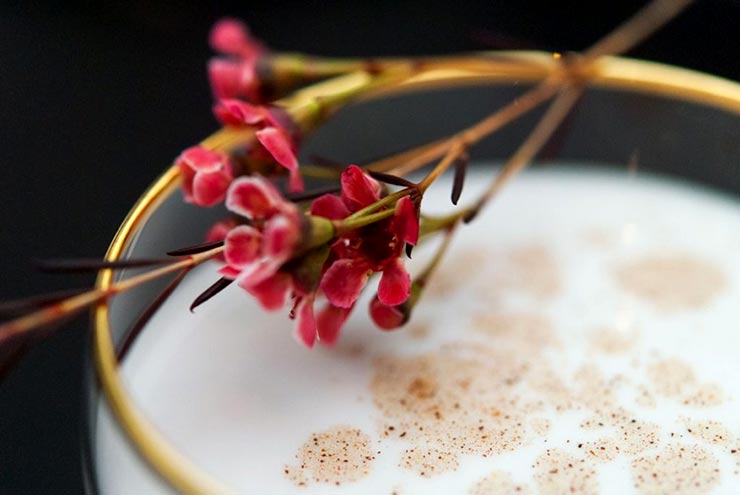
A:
1;1;739;492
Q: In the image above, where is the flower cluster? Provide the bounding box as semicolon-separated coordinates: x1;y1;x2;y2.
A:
210;166;419;347
176;98;302;208
208;18;266;103
312;166;419;320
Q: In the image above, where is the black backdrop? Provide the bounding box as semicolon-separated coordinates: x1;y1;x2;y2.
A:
1;1;739;493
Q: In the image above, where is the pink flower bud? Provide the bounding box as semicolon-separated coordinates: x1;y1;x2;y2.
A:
209;18;262;58
369;296;406;330
208;58;259;101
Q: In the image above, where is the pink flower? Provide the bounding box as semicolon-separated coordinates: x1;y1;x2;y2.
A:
219;176;325;346
208;18;266;102
310;165;420;339
222;177;301;286
214;98;303;192
176;146;233;207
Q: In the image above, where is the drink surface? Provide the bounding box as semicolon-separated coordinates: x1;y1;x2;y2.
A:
95;165;740;494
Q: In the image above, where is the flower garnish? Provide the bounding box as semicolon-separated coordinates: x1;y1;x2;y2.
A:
316;166;418;309
0;1;691;379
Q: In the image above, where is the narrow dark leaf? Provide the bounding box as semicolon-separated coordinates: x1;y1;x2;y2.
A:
167;240;224;257
285;185;341;202
463;208;480;224
368;170;417;188
34;258;173;273
117;269;190;362
0;288;87;317
190;277;234;313
451;153;468;205
405;243;414;259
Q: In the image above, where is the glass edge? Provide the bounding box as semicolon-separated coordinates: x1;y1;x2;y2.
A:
82;53;740;495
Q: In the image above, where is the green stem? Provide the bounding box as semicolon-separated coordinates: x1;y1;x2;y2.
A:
416;222;458;284
344;189;412;222
334;208;396;235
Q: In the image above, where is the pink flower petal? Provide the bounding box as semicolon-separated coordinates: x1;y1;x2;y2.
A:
256;127;299;172
224;225;261;269
247;273;292;311
213;98;269;127
316;304;352;346
208;58;257;101
209;18;252;55
294;296;316;348
179;146;226;173
393;196;419;246
263;213;300;260
341;165;381;210
320;259;370;308
369;296;405;330
225;176;283;220
177;160;196;202
378;257;411;306
192;168;232;207
287;168;304;193
236;257;283;288
310;194;351;220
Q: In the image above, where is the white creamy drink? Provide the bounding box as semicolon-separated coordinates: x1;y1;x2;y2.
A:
95;165;740;494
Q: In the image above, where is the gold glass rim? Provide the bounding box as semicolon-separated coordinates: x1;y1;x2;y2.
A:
92;53;740;495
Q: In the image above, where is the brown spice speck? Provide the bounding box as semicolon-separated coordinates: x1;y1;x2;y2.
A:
469;471;532;495
284;426;375;487
534;449;598;495
631;443;720;495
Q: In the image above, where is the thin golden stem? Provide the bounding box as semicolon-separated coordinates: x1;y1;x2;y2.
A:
583;0;694;61
367;74;565;179
369;138;456;176
418;140;466;192
272;53;552;82
0;247;224;346
476;84;585;216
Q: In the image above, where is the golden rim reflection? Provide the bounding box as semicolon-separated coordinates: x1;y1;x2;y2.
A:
92;54;740;495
